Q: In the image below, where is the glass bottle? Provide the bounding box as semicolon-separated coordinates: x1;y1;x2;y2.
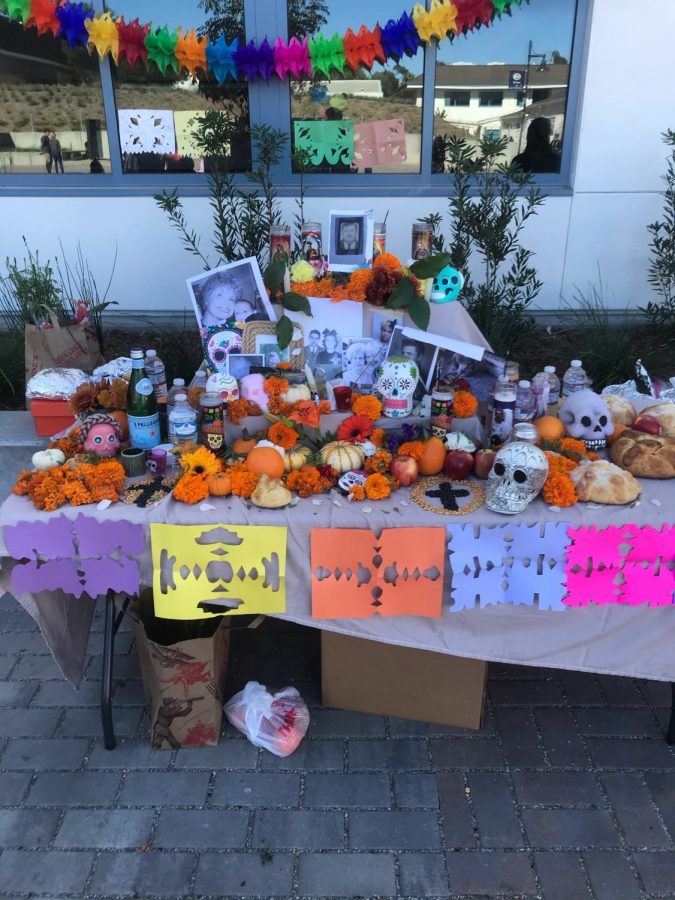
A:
490;377;517;447
127;349;161;449
562;359;587;398
532;371;550;418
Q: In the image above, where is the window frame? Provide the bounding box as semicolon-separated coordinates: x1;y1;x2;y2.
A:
0;0;590;197
444;90;471;108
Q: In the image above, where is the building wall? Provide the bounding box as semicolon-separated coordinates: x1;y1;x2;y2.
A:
0;0;672;319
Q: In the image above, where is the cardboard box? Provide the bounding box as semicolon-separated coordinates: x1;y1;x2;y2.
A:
321;631;486;730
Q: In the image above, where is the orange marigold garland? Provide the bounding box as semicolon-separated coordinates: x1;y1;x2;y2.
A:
268;395;293;417
364;472;395;501
397;440;425;461
12;459;126;511
351;394;382;420
264;376;289;396
347;268;372;301
228;461;259;498
542;473;578;507
268;422;299;450
50;428;82;459
173;473;209;505
364;450;392;474
373;252;403;272
453;390;478;419
544;452;578;476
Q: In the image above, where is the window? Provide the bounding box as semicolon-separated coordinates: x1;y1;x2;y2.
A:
0;15;110;174
478;90;503;107
444;91;471;107
484;128;501;141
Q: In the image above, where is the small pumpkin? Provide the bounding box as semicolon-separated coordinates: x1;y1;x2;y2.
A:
318;440;365;474
206;471;232;496
246;445;286;479
282;383;311;405
232;436;257;456
32;448;66;470
284;445;313;472
419;436;447;476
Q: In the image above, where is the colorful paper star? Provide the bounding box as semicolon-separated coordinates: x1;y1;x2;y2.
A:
455;0;495;32
175;27;207;78
85;12;119;61
116;17;150;69
413;0;459;43
308;32;346;78
343;25;385;71
6;0;30;23
233;37;275;82
380;12;421;61
27;0;60;37
205;35;239;83
55;0;94;48
145;25;179;76
273;36;312;80
491;0;512;13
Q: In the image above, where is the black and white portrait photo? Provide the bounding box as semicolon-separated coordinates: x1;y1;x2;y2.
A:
342;338;385;387
434;348;506;402
187;258;275;334
388;326;437;397
227;354;265;379
328;209;374;272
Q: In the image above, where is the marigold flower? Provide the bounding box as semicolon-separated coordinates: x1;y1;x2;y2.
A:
179;446;221;478
364;472;393;500
286;465;325;498
560;437;587;455
347;268;373;301
397;440;425;461
318;400;332;416
453;390;478;419
364;450;392;474
264;376;289;396
349;485;365;501
174;473;209;504
351;394;382;420
268;395;293;417
227;398;262;424
373;252;403;272
228;461;260;498
370;428;385;447
268;422;299;450
542;473;577;507
337;414;374;443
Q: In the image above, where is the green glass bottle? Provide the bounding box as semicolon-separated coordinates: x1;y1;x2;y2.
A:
127;348;161;449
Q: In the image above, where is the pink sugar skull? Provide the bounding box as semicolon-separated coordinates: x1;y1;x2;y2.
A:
80;413;122;458
240;373;268;412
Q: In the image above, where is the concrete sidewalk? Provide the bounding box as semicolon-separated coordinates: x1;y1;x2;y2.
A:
0;593;674;899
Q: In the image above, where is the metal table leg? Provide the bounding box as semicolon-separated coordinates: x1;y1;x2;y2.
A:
100;590;132;751
667;683;675;745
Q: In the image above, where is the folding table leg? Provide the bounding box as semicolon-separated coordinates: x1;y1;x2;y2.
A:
101;589;117;750
667;683;675;746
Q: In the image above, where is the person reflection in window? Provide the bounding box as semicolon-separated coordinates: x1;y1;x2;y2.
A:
513;118;560;174
49;131;64;174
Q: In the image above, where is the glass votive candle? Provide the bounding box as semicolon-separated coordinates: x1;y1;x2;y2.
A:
333;385;353;411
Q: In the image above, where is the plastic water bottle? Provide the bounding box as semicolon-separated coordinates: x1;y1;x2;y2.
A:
192;368;208;391
145;349;168;401
514;379;535;423
169;393;198;445
531;372;550;418
166;378;186;412
544;365;561;414
562;359;587;398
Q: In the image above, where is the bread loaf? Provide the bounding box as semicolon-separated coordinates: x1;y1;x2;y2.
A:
602;394;636;427
609;429;675;478
569;460;641;504
641;402;675;436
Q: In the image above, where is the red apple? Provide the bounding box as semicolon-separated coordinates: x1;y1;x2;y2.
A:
632;414;661;436
443;449;474;480
391;455;419;487
474;448;496;479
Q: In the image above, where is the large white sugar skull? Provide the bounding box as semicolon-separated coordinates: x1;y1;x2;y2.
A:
559;389;614;450
486;442;549;515
431;266;464;303
375;355;418;418
240;373;268;412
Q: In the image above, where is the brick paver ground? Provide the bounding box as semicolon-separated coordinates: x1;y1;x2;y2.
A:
1;593;674;899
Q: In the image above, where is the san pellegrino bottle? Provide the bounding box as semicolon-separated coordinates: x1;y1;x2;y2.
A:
127;349;161;449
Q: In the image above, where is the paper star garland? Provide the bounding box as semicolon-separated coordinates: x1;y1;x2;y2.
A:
234;37;275;82
116;17;150;69
205;35;239;84
492;0;512;12
145;25;179;76
309;32;346;78
175;27;207;78
343;25;385;71
28;0;61;37
413;0;459;42
55;0;93;48
85;12;119;61
273;36;312;80
380;12;421;60
6;0;30;23
455;0;496;32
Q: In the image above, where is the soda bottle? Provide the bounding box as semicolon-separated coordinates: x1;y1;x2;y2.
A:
144;349;168;401
490;377;517;447
166;378;186;412
562;359;587;398
127;349;161;449
169;394;198;446
514;379;535;423
544;365;561;414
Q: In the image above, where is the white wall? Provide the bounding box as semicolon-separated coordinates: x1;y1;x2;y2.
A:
0;0;673;317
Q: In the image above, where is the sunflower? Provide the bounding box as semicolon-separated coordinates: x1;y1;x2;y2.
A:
337;414;375;443
179;446;221;478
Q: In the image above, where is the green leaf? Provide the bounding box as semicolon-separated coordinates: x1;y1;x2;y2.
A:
386;277;415;310
276;314;294;350
409;253;452;279
281;292;312;315
265;258;286;294
408;294;431;331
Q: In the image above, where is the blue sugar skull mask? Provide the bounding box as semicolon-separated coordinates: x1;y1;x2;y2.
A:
431;266;464;303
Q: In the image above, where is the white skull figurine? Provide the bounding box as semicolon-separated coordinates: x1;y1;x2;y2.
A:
559;389;614;451
486;442;549;515
375;355;418;418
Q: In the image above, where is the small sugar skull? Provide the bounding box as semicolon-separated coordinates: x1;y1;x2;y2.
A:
80;413;122;458
430;266;464;303
486;441;549;515
375;356;418;419
205;432;224;453
206;371;239;403
559;389;614;451
240;373;268;412
338;470;368;495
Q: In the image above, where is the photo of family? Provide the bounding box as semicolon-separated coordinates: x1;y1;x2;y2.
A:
186;258;275;334
328;209;374;272
257;342;290;368
304;329;343;381
434;347;506;402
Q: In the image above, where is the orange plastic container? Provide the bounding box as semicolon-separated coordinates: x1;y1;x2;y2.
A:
30;399;76;437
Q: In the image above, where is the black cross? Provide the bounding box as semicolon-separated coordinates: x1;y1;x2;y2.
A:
426;482;470;512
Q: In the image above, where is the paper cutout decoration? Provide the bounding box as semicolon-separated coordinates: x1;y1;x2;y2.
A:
205;35;239;84
343;25;385;71
4;514;144;600
55;0;93;48
308;32;346;78
174;110;207;159
116;17;150;69
311;527;445;619
380;12;421;60
85;11;119;61
621;564;675;608
413;0;459;42
6;0;30;22
273;36;312;80
145;25;179;76
354;119;407;169
28;0;61;37
151;524;287;619
455;0;496;32
175;27;207;78
294;120;354;167
118;109;176;155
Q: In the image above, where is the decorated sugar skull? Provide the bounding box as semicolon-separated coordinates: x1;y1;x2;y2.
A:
486;441;549;515
206;371;239;403
431;266;464;303
240;373;268;412
206;329;242;371
338;470;368;495
559;389;614;451
375;355;418;418
80;413;122;458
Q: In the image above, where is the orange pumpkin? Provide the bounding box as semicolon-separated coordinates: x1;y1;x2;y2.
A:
246;446;285;479
418;437;447;475
108;410;129;442
206;471;231;496
232;436;257;456
534;415;565;443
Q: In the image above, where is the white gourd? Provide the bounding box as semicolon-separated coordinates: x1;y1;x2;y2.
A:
318;441;365;474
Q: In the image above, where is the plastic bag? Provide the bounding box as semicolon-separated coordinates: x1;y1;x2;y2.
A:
224;681;310;757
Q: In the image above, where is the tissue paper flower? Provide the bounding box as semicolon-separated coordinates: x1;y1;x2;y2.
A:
6;0;30;23
28;0;60;37
175;27;207;77
206;34;239;83
309;32;346;78
273;36;312;79
116;17;150;69
85;12;119;61
290;260;315;282
343;25;385;71
145;25;179;76
55;0;93;47
380;12;420;60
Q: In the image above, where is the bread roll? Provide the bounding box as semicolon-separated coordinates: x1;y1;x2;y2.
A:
570;460;641;504
602;394;636;427
641;402;675;436
609;429;675;478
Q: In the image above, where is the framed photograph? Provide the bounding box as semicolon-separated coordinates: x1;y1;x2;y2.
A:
388;326;438;397
342;337;388;388
227;354;265;379
285;296;364;385
243;321;304;369
433;348;506;403
328;209;374;272
186;258;276;334
371;312;401;348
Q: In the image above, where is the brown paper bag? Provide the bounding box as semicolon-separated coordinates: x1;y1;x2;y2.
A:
25;314;104;381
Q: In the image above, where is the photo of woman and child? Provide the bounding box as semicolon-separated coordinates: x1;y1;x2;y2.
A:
187;259;275;333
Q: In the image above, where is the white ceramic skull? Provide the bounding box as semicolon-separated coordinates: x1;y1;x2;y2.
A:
486;441;549;515
559;389;614;450
375;355;418;418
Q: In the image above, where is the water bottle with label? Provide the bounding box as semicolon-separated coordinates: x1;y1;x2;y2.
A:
127;349;161;449
562;359;587;398
166;378;186;412
544;365;561;414
532;371;551;418
169;394;198;446
514;379;535;423
144;349;168;401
